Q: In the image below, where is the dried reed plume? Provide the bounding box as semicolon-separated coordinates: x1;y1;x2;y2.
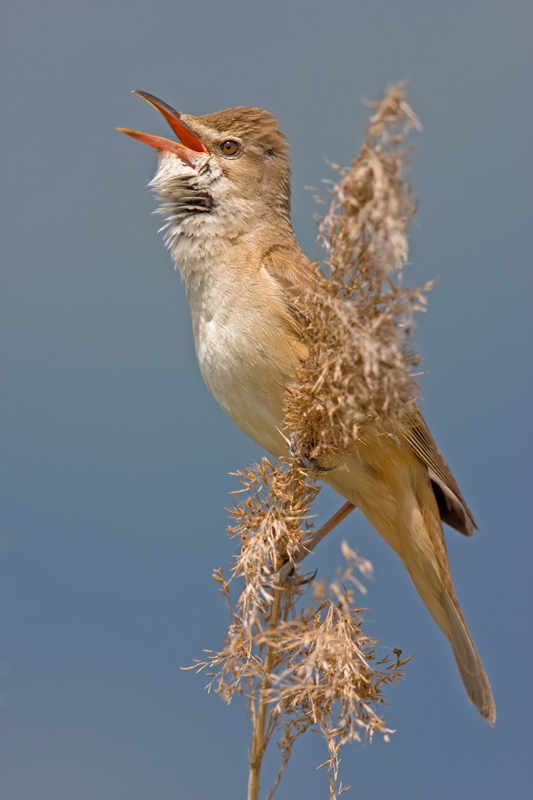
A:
287;81;430;464
189;83;424;799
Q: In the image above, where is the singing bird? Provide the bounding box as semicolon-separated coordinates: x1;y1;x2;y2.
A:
119;91;495;724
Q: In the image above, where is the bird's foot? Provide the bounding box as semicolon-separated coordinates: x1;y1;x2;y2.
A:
270;556;317;588
289;435;334;472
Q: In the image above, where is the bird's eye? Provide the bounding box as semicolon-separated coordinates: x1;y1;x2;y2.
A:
219;140;241;157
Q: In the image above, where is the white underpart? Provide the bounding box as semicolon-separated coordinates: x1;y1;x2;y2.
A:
150;151;289;457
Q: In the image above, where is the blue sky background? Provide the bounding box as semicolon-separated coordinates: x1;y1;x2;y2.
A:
1;2;532;798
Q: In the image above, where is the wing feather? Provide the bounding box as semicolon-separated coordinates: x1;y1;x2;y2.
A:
262;253;477;537
400;413;477;536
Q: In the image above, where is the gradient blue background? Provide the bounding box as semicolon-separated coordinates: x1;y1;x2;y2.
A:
1;2;532;798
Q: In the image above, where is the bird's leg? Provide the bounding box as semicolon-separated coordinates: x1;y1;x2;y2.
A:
289;434;334;472
297;500;356;561
272;500;356;586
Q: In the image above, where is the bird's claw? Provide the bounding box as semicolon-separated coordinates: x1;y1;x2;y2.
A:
289;435;334;472
271;558;317;588
297;452;334;472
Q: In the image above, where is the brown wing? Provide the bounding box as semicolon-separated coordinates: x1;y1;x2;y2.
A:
262;251;476;537
260;245;324;354
401;412;477;536
260;243;319;330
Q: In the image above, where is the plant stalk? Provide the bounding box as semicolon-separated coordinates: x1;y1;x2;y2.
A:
247;587;282;800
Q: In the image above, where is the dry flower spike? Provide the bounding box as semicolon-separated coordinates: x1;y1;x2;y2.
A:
191;83;424;799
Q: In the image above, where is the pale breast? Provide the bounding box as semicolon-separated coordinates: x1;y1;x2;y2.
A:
185;265;300;458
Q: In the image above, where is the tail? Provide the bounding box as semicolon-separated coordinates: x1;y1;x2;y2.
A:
442;590;496;724
328;444;496;723
401;537;496;724
405;467;496;724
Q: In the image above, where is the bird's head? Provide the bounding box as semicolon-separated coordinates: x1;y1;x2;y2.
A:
119;91;292;244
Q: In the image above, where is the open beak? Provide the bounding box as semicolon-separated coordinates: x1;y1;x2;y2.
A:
117;90;209;167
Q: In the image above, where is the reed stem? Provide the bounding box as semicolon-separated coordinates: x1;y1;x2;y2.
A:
247;588;282;800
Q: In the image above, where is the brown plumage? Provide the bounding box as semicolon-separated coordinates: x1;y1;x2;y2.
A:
119;93;495;724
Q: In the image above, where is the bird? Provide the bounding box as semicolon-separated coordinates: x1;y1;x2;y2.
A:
118;91;495;724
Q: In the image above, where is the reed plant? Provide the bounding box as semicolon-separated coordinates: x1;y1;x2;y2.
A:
188;83;425;800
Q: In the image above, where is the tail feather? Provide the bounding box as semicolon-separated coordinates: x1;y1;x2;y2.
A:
328;443;496;723
412;459;496;724
443;591;496;725
404;550;496;725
